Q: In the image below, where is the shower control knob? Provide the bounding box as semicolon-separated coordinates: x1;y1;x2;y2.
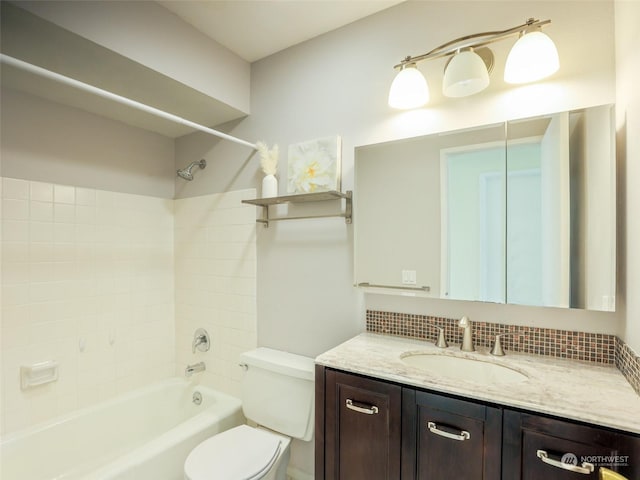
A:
192;328;210;354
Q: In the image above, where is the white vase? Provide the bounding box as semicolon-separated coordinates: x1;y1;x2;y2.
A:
262;174;278;198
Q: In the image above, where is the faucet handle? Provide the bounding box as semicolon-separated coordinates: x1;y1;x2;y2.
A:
192;328;210;354
490;333;515;356
425;323;448;348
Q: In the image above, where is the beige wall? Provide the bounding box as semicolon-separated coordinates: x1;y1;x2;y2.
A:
615;0;640;352
1;89;176;198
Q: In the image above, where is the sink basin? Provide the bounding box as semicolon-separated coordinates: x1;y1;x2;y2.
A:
400;353;528;384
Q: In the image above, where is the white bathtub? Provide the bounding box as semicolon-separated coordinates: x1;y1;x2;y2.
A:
0;378;244;480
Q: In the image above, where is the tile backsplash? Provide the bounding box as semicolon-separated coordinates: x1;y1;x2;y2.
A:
366;310;640;395
1;178;175;434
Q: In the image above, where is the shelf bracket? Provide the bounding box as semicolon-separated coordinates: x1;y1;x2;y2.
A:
243;190;352;228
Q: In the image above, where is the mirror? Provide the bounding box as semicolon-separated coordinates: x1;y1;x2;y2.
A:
354;105;616;311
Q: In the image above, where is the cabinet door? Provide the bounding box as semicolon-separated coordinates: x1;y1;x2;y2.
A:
402;389;502;480
503;410;640;480
324;369;402;480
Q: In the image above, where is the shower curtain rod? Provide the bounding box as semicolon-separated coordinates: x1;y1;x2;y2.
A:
0;54;257;150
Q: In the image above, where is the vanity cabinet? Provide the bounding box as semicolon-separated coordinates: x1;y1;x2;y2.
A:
316;367;640;480
401;389;502;479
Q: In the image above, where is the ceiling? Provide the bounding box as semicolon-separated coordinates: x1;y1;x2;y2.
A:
158;0;404;62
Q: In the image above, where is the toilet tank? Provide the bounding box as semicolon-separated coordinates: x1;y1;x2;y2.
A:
240;348;315;441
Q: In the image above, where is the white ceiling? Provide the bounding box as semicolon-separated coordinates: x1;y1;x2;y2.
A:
158;0;404;62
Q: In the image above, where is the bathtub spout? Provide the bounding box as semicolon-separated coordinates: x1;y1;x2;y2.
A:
185;362;206;377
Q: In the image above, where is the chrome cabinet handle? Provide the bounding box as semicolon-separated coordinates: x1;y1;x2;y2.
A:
345;399;379;415
536;450;595;474
427;421;470;441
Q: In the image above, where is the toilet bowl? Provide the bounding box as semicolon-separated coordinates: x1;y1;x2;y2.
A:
184;425;291;480
184;348;314;480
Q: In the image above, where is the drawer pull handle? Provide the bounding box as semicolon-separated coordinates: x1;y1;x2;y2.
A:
536;450;595;474
345;399;379;415
427;421;470;441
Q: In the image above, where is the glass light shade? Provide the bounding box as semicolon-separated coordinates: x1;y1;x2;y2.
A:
442;50;490;98
388;64;429;109
504;30;560;84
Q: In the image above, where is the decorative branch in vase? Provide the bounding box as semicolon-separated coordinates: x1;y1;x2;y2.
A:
256;141;279;198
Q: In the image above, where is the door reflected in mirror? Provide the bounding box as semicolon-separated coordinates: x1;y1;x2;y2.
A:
354;105;615;312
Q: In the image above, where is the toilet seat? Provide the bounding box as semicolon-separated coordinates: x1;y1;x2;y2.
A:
184;425;282;480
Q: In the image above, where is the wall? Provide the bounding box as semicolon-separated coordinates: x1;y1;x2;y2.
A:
615;0;640;352
175;0;619;355
0;178;175;434
174;189;257;398
1;89;176;198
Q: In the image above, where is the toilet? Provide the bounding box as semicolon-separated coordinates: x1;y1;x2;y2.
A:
184;347;315;480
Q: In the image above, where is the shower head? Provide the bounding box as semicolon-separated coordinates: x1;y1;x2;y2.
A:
177;159;207;181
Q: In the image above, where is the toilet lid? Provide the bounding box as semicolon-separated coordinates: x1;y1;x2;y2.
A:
185;425;282;480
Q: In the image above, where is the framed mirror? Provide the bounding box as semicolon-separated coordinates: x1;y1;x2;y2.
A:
354;105;615;311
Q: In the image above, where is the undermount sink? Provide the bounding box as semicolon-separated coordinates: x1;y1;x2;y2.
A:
400;353;528;384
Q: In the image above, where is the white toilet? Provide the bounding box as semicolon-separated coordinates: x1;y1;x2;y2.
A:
184;348;315;480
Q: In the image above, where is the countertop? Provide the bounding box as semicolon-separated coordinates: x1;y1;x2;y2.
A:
316;333;640;435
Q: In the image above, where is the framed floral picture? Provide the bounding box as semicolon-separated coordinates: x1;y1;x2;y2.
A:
287;136;342;194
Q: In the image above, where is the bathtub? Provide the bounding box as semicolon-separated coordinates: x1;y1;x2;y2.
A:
1;378;244;480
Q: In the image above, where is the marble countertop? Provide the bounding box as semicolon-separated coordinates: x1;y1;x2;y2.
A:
316;333;640;434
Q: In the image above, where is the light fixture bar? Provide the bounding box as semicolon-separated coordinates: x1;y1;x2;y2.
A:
393;18;551;69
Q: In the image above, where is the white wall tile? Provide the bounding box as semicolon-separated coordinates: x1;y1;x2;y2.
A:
174;189;256;397
29;181;54;202
1;179;175;435
30;201;54;222
53;185;75;204
2;199;29;221
1;180;254;435
2;178;29;200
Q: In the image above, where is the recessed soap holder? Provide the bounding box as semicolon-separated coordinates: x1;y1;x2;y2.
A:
20;360;59;390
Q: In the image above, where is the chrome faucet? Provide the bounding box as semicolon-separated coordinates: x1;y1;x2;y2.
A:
185;362;206;377
458;316;475;352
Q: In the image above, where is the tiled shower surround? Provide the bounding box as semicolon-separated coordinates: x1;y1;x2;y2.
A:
174;190;257;398
366;310;640;395
0;177;256;434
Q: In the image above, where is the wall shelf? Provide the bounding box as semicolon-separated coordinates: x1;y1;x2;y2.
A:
242;190;352;227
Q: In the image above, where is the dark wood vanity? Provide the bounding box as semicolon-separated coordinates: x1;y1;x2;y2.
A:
315;366;640;480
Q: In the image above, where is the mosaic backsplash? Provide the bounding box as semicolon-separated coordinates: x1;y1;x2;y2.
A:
615;337;640;396
366;310;640;395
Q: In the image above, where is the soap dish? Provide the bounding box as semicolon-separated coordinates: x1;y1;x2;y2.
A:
20;360;59;389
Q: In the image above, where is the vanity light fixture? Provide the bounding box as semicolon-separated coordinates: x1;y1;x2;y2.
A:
388;18;559;109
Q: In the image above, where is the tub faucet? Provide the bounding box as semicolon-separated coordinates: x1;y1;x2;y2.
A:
459;316;475;352
185;362;206;377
